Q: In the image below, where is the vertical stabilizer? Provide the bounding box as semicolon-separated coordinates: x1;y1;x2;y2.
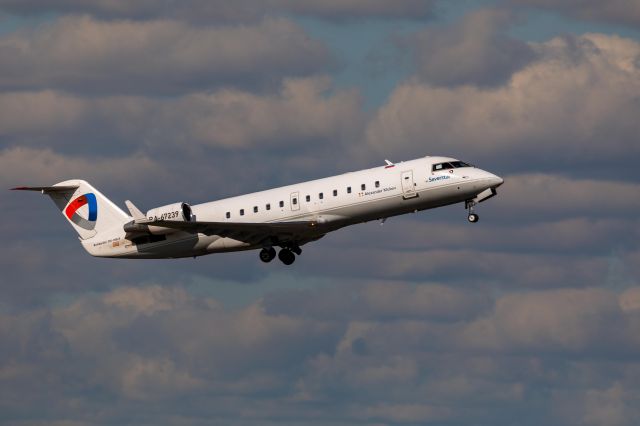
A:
13;179;129;240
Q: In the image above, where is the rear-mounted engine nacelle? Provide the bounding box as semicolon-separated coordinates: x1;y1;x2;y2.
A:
145;202;193;222
124;202;193;235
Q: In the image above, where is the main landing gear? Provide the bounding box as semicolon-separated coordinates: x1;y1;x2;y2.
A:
278;249;295;265
259;247;276;263
466;200;479;223
259;245;302;265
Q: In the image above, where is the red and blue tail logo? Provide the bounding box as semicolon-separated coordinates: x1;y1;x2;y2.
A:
65;193;98;230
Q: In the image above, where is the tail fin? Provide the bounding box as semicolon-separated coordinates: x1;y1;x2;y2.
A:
12;179;129;240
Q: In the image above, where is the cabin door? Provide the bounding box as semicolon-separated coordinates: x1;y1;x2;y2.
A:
401;170;417;199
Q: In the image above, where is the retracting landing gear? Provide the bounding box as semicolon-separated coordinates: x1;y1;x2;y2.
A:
465;200;479;223
260;243;301;265
278;249;295;265
259;247;276;263
279;243;302;265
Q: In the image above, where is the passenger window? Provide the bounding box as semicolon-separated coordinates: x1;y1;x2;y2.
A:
375;181;380;188
306;195;310;202
333;189;337;196
279;201;284;208
240;209;244;216
361;184;366;191
253;206;258;213
292;198;297;205
319;192;323;200
347;186;351;194
226;212;230;219
266;203;271;211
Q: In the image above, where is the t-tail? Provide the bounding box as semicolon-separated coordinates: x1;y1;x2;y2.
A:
12;180;130;251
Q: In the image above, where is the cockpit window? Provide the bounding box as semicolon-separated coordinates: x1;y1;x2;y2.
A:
432;162;453;171
432;161;471;171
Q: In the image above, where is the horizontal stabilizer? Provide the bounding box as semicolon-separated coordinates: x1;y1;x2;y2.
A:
11;185;79;193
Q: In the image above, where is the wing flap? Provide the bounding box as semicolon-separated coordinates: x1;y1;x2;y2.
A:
150;219;322;245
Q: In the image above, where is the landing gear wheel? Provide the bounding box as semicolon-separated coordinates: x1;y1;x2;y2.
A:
259;247;276;263
465;199;479;224
278;249;295;265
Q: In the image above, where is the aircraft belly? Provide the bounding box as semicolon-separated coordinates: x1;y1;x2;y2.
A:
113;233;214;259
207;237;251;253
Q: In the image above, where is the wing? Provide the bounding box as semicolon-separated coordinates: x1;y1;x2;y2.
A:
148;219;324;246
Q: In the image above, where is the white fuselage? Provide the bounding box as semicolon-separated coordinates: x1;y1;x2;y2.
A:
82;156;503;259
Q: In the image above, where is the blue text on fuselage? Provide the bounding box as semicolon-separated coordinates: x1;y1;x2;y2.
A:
428;175;451;183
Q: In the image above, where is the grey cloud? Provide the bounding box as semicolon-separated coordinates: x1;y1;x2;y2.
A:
401;9;536;87
0;16;333;94
494;174;640;222
0;147;166;188
553;382;640;426
2;283;640;424
458;288;640;355
331;216;639;258
0;77;363;156
508;0;640;28
287;286;640;425
367;33;640;175
1;286;343;421
299;240;609;287
0;0;435;23
263;282;491;322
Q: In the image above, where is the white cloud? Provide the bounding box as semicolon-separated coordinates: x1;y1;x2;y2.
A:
367;34;640;171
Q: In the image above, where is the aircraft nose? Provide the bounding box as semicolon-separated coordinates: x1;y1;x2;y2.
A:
482;172;503;188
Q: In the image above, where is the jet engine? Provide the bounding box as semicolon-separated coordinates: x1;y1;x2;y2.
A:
123;202;194;235
145;202;193;222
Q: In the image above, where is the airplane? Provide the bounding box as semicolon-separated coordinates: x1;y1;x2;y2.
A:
12;155;503;265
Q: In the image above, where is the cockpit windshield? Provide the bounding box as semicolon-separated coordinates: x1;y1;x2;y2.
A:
432;161;471;172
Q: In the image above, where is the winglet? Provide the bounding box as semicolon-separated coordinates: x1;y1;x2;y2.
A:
384;159;395;169
125;200;145;221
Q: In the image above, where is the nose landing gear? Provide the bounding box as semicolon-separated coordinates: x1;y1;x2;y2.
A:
465;200;479;223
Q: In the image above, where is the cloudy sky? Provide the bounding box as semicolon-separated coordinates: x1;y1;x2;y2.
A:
1;0;639;424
